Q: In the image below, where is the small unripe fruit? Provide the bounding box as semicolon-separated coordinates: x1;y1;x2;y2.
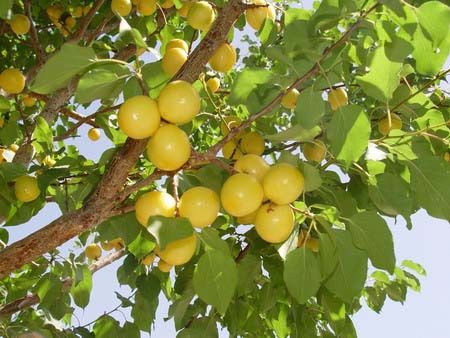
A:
179;187;220;228
206;77;220;93
187;1;215;31
135;191;176;226
23;95;36;107
281;88;299;109
221;173;264;217
222;140;243;160
15;176;40;202
118;96;161;139
0;68;26;94
254;203;294;243
245;0;276;31
209;43;237;73
158;260;173;272
263;163;304;204
88;128;101;141
328;87;348;111
142;253;156;266
72;6;83;17
10;14;31;35
166;39;189;53
146;124;191;170
138;0;157;16
158;80;200;125
234;154;269;181
155;234;197;265
444;151;450;162
65;16;76;31
85;244;102;260
101;241;115;251
111;0;132;16
110;238;125;250
240;131;265;156
378;113;402;136
303;140;326;163
162;47;187;76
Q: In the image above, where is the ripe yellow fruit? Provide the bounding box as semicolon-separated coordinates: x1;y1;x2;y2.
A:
146;124;191;170
15;176;40;203
179;187;220;228
110;238;125;250
9;144;19;152
161;0;174;9
88;128;101;141
72;6;83;17
237;210;257;224
234;154;269;181
158;260;173;272
222;140;243;160
0;149;4;164
158;80;200;125
206;77;220;93
220;116;242;136
263;163;304;205
328;87;348;111
245;0;276;31
178;1;193;17
142;253;156;266
297;229;308;247
155;234;197;265
281;88;299;109
47;6;62;21
64;16;76;31
111;0;132;16
118;96;161;139
303;140;326;163
101;241;115;251
23;95;36;107
0;68;26;94
254;203;294;243
378;113;402;136
444;151;450;162
10;14;31;35
166;39;189;53
240;131;265;156
209;43;236;73
221;173;264;217
162;47;187;76
42;155;56;167
187;1;215;31
85;244;102;260
138;0;157;16
135;191;176;226
83;5;92;15
0;117;4;128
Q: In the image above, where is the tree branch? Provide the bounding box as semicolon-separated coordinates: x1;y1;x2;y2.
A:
68;0;106;43
24;0;45;64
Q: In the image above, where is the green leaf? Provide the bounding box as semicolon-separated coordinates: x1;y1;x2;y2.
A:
356;45;402;101
416;1;450;48
147;216;193;250
177;317;219;338
121;322;140;338
229;69;274;106
408;157;450;220
198;228;230;255
132;274;160;331
31;43;97;94
0;96;10;112
327;105;370;166
34;273;63;308
299;162;322;192
294;87;325;128
0;163;26;181
33;117;53;149
0;0;13;19
267;125;322;142
402;259;426;276
347;211;396;273
93;316;121;338
193;249;238;315
70;265;92;309
318;232;338;278
237;254;261;296
141;61;170;98
324;230;368;303
283;247;322;304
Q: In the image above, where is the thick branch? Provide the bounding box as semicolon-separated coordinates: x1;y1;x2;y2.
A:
68;0;106;43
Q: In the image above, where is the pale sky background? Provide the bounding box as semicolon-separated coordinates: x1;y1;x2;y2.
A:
4;1;450;337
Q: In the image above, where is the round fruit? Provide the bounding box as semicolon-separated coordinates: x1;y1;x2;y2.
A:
135;191;176;226
209;43;236;73
237;210;257;225
9;144;19;152
281;88;299;109
162;47;187;76
263;163;304;204
444;151;450;162
0;68;26;94
138;0;157;15
155;234;197;265
240;131;265;155
245;0;275;31
303;140;326;163
101;241;114;251
187;1;215;31
47;6;62;21
221;173;264;217
161;0;174;8
72;6;83;17
85;244;102;260
378;113;402;136
254;203;294;243
222;140;243;160
64;16;76;31
23;95;36;107
88;128;101;141
142;253;156;266
328;87;348;111
118;96;161;139
111;0;132;16
10;14;30;35
15;176;40;203
178;1;193;17
206;77;220;93
158;260;173;272
220;116;242;136
146;124;191;170
179;187;220;228
158;80;200;124
234;154;269;181
166;39;189;53
110;238;125;250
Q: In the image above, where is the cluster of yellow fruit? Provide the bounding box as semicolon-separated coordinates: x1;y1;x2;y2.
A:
46;4;84;37
245;0;276;31
84;238;124;260
0;68;26;95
